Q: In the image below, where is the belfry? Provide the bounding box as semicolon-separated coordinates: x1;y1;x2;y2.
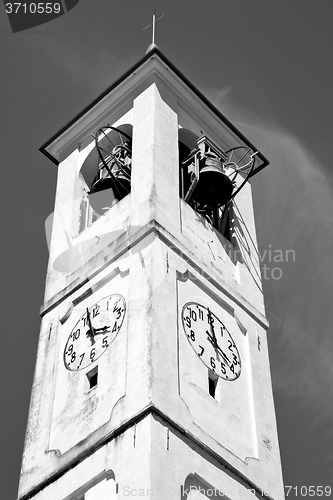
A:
17;46;285;500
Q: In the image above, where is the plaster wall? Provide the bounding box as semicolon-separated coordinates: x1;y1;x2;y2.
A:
19;229;281;498
18;235;155;496
130;82;180;235
19;61;283;500
150;415;285;500
147;236;283;497
180;185;264;316
44;109;134;304
18;414;284;500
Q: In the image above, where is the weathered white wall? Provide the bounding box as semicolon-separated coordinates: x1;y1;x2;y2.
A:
18;415;284;500
44;111;134;305
18;57;283;500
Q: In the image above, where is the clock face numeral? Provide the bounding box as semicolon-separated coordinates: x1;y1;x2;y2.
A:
64;294;126;372
181;302;241;381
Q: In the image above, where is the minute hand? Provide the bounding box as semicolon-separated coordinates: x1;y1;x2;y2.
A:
214;342;232;367
207;308;217;343
207;310;233;369
86;307;96;345
206;329;231;367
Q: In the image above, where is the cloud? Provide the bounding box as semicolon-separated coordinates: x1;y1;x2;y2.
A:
209;89;333;425
249;126;333;426
24;33;132;94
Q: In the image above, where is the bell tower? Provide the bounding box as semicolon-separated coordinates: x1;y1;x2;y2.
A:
17;48;285;500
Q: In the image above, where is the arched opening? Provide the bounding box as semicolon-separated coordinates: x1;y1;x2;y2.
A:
178;128;233;241
79;124;132;230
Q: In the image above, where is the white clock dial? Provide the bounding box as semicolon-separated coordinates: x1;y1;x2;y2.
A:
64;294;126;371
181;302;241;380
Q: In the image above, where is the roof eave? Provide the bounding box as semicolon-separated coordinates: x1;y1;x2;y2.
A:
39;47;269;173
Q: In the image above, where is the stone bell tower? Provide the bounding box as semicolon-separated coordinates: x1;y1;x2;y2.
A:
17;47;285;500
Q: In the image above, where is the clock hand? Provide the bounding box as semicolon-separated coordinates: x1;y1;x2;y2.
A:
93;325;110;335
86;307;96;345
206;308;226;362
215;344;231;366
207;308;217;343
206;309;233;367
206;329;232;367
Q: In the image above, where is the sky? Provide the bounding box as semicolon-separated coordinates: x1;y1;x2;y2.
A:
1;0;333;498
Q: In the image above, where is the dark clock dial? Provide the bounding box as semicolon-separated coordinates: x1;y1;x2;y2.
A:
181;302;241;380
64;294;126;371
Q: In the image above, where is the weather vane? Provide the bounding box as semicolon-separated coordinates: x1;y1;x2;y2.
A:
143;9;166;46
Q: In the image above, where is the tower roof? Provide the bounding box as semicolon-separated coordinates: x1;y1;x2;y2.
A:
40;47;268;175
146;42;158;53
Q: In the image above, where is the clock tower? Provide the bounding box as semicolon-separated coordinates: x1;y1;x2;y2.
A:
17;47;285;500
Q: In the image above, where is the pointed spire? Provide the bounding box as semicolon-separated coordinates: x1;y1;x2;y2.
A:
143;9;165;53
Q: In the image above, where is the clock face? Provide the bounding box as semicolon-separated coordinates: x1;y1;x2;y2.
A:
64;294;126;372
181;302;241;380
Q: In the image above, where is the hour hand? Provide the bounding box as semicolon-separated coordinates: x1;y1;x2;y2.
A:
206;330;217;346
206;330;231;366
93;325;110;335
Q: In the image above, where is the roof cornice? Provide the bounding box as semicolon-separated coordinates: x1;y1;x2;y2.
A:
39;47;268;173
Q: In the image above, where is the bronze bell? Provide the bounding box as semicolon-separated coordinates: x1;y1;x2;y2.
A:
88;187;118;214
89;175;130;195
194;156;233;207
89;170;131;214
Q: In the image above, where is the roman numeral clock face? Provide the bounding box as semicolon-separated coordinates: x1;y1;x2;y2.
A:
64;294;126;371
181;302;241;380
